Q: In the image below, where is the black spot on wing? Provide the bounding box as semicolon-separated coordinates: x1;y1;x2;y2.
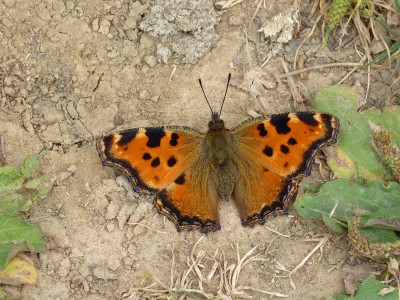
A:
287;137;297;145
117;129;138;146
167;156;177;167
143;153;152;160
280;145;290;154
145;128;166;148
270;114;291;134
151;157;160;167
256;123;268;137
263;145;273;157
297;112;318;126
174;174;185;185
170;133;179;146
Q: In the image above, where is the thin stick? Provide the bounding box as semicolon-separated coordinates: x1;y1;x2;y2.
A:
170;245;175;289
127;222;167;234
281;58;304;110
279;62;364;79
264;225;291;238
337;53;367;85
219;73;231;119
249;0;264;30
293;13;323;69
168;65;177;82
198;79;214;115
237;286;289;298
329;201;339;218
275;236;329;278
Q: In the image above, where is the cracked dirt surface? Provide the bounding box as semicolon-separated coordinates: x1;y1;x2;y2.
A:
1;0;395;299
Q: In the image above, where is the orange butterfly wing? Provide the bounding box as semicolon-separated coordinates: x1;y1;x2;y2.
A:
232;112;339;226
96;127;221;232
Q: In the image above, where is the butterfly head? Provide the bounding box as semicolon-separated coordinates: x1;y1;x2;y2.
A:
208;112;226;132
199;74;231;133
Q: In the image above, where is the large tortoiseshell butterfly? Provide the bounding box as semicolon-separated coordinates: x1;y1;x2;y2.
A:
97;74;339;233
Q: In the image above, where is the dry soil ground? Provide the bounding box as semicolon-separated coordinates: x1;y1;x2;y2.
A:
0;0;396;299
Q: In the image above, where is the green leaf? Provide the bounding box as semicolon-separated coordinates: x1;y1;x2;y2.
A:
0;167;23;194
322;215;347;233
0;289;11;300
294;179;400;242
0;193;31;213
314;85;400;180
295;179;400;219
37;188;49;199
0;215;44;269
366;40;400;66
24;178;41;190
359;227;399;244
327;275;398;300
20;156;39;178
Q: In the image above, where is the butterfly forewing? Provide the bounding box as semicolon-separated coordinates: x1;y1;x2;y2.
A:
97;126;221;231
231;112;339;226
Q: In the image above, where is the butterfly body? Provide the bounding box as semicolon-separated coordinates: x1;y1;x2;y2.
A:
97;112;339;233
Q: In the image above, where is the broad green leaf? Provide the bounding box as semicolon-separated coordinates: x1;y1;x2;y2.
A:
364;206;400;231
294;179;400;242
359;227;400;243
0;289;10;299
20;156;39;178
314;85;400;180
37;188;49;199
0;193;31;213
327;275;398;300
0;215;44;269
25;178;41;189
0;256;37;286
295;179;400;219
366;109;400;144
0;167;23;194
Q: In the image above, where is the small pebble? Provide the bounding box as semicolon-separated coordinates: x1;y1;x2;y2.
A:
138;90;150;100
98;19;111;35
229;15;242;26
4;0;15;7
107;49;119;58
144;55;157;67
67;164;77;174
123;257;134;266
92;18;99;31
106;222;115;232
108;257;121;271
4;76;13;86
4;87;15;97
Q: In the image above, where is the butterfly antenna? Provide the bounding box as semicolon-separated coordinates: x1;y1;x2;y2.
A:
218;73;231;119
198;78;214;115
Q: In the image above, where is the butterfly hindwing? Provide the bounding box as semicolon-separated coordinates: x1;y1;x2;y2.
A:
232;112;339;226
97;127;220;231
154;166;220;232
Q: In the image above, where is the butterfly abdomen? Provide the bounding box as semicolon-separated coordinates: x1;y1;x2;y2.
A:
205;131;238;200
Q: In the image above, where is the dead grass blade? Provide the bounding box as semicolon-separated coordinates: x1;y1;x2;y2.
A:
274;236;329;279
131;236;288;299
